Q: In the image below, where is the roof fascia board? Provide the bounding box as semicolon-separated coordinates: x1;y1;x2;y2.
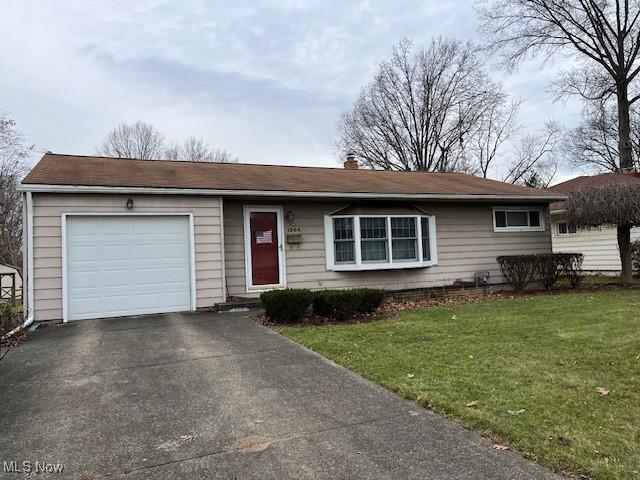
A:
18;183;567;202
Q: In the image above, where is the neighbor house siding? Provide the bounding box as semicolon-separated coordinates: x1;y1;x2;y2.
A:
551;217;640;271
31;194;224;321
0;264;22;297
224;199;552;296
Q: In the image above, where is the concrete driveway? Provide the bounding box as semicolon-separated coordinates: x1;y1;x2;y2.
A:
0;312;561;479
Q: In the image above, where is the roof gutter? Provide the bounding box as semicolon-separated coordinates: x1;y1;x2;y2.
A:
18;183;567;202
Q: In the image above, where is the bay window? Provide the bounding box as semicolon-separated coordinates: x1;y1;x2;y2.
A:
325;214;437;271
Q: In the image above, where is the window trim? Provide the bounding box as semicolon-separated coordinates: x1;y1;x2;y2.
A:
556;221;578;236
492;207;545;232
324;214;438;271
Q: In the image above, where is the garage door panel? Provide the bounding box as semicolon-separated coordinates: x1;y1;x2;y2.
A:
69;245;101;261
70;271;105;288
66;216;192;321
100;269;135;287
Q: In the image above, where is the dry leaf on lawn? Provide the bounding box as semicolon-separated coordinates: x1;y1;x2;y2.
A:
596;387;610;396
508;409;525;416
466;400;478;408
407;373;415;378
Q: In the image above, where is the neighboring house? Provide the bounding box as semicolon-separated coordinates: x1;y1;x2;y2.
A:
19;153;564;322
0;263;22;301
548;173;640;272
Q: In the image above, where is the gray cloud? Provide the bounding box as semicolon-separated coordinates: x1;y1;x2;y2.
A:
2;0;582;173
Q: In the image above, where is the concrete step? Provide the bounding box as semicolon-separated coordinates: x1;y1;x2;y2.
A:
218;298;262;312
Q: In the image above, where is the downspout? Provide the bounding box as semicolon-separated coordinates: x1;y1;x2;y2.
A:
219;196;227;302
2;191;34;339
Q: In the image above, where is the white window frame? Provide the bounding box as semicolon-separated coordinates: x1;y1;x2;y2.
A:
556;221;578;236
324;214;438;271
492;207;545;232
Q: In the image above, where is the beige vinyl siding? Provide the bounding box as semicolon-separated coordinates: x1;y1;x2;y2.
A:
551;217;640;271
31;193;224;321
224;200;552;296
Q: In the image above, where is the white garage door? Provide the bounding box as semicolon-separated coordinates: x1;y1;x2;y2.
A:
65;215;192;321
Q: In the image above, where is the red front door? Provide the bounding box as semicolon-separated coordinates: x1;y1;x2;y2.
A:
250;212;280;286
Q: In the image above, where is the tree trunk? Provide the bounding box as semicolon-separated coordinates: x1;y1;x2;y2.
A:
616;85;634;171
617;224;633;286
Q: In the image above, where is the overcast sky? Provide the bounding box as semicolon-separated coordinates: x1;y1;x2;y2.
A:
3;0;584;179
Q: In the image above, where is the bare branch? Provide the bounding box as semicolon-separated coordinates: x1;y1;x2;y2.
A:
163;137;237;163
97;121;166;160
566;183;640;226
98;122;238;163
337;38;507;173
479;0;640;170
0;112;33;277
502;120;563;186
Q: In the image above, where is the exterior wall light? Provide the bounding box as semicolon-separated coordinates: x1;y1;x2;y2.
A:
126;198;134;210
286;209;295;225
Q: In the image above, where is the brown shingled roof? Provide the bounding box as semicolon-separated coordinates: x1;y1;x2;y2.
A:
549;172;640;211
22;153;564;200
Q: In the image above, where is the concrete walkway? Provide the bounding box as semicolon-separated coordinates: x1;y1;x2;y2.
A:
0;312;562;479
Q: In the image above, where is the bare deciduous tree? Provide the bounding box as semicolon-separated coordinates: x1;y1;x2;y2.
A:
564;101;640;172
164;137;236;163
98;121;166;159
479;0;640;172
479;0;640;284
0;113;33;276
337;38;508;172
472;96;522;178
503;121;562;187
98;122;236;163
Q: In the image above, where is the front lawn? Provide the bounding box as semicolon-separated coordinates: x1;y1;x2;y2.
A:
283;291;640;479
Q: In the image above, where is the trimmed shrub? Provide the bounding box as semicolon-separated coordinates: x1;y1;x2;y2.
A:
496;255;537;293
312;290;359;319
312;288;385;319
536;253;562;290
632;240;640;273
260;289;313;323
557;253;584;289
354;288;385;313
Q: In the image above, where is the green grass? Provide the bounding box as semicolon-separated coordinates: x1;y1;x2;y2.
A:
557;274;624;289
283;291;640;479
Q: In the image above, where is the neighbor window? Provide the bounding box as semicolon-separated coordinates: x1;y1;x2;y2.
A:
493;208;544;232
557;222;578;236
325;215;437;271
